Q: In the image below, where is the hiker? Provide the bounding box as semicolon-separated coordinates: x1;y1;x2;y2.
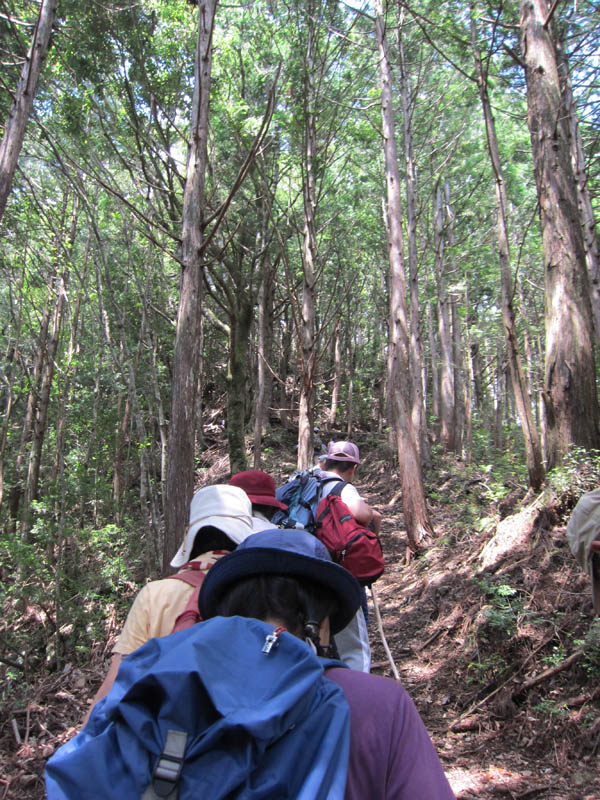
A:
566;488;600;614
318;439;382;669
83;484;254;720
198;528;456;799
228;469;287;531
231;468;374;672
46;528;454;798
321;440;382;534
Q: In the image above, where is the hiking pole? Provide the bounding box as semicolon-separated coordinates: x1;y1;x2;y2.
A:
370;585;400;680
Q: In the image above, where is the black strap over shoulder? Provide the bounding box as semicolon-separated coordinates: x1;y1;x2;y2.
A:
327;479;347;499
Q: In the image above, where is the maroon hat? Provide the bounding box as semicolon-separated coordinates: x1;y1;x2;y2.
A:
229;470;288;511
326;440;360;464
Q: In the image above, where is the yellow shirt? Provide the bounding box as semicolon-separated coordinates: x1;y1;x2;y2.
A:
114;551;225;656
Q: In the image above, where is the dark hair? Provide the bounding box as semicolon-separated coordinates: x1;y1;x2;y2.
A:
324;459;355;475
252;503;275;520
189;526;236;560
212;574;338;653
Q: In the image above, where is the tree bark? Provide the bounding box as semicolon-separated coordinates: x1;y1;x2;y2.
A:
0;0;58;223
471;5;545;490
397;6;430;468
297;6;318;470
375;0;433;550
520;0;600;468
164;0;217;572
434;183;456;452
555;33;600;344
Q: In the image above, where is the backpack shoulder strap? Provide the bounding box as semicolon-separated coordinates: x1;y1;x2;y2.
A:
327;479;347;499
167;564;207;588
141;729;187;800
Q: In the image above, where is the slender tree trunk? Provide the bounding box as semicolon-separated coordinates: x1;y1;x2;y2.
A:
471;6;545;489
164;0;217;571
398;6;429;468
253;264;274;468
426;300;440;423
227;301;252;474
22;270;67;541
297;7;318;470
464;276;474;464
434;184;456;451
375;0;433;549
329;327;342;428
520;0;600;468
0;0;58;223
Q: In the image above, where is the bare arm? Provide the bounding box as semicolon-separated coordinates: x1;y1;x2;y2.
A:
591;540;600;554
82;653;122;725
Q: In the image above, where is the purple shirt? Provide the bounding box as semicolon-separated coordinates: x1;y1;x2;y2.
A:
326;668;455;799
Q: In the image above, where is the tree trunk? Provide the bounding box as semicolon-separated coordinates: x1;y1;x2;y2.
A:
472;5;545;490
555;34;600;343
22;270;67;541
297;8;318;470
434;183;456;451
0;0;58;223
164;0;217;572
520;0;600;468
329;327;342;428
375;0;433;550
253;263;275;468
398;5;430;468
227;301;252;474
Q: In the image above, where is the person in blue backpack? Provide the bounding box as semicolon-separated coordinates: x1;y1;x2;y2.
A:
47;529;455;799
83;484;255;722
198;529;456;799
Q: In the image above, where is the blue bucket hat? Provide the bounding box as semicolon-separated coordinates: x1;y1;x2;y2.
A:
198;529;361;634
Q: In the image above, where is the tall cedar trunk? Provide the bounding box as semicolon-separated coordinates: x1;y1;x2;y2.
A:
164;0;217;572
555;35;600;343
227;301;252;474
520;0;600;468
346;341;355;437
0;0;57;223
375;0;433;550
297;8;317;470
434;184;456;451
464;277;474;463
471;6;545;489
329;327;342;427
398;6;430;468
445;184;464;454
426;300;440;421
451;295;464;456
253;263;275;468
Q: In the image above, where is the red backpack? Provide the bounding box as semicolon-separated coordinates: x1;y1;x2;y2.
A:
314;483;385;586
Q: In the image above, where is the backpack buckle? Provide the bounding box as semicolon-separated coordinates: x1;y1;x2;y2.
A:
149;730;188;798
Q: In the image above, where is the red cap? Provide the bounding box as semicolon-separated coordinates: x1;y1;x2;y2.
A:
229;470;288;510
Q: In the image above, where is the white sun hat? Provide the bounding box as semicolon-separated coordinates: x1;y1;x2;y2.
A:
170;485;254;568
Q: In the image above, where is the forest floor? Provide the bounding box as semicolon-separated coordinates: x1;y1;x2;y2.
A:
1;434;600;799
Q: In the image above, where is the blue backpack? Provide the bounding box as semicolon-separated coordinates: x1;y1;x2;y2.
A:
46;617;350;800
272;470;342;532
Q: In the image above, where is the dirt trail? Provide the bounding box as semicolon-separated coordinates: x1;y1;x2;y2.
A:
2;446;599;799
363;471;600;800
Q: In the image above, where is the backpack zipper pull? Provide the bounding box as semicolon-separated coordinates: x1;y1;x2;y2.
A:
262;626;286;654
